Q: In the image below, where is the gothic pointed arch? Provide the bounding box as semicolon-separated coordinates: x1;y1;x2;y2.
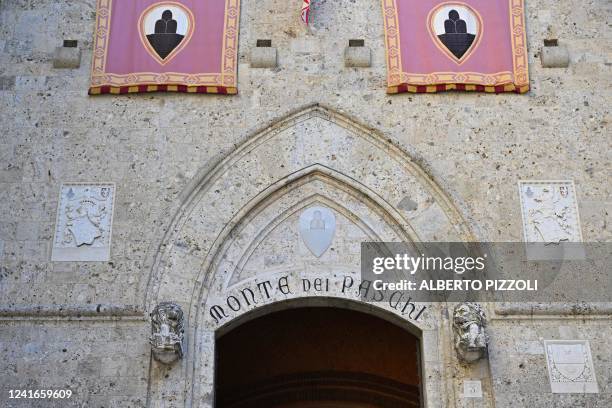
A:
143;104;476;310
143;104;475;407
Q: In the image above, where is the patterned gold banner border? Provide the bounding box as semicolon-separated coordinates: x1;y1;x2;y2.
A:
90;72;228;87
89;0;240;94
509;0;529;86
382;0;529;94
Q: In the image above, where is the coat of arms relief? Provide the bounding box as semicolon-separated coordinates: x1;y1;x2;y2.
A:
544;340;599;393
518;181;582;243
51;183;116;262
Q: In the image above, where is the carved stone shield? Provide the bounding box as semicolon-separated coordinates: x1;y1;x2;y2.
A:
549;343;590;380
299;206;336;258
544;340;599;393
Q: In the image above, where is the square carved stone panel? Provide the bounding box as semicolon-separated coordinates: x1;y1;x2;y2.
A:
518;180;582;243
51;183;116;262
463;380;483;398
544;340;599;394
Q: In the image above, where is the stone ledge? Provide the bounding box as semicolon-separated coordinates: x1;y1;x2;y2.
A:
250;47;277;68
495;302;612;317
344;46;371;68
53;46;81;69
0;304;146;320
540;45;570;68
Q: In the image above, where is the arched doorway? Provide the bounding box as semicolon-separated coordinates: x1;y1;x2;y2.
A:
145;105;471;407
215;306;422;408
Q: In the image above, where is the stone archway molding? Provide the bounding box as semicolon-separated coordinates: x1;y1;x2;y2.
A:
143;103;478;408
142;103;477;311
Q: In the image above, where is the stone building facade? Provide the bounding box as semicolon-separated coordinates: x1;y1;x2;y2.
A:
0;0;610;407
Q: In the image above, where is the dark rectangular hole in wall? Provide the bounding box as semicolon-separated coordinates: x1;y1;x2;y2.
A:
63;40;78;48
256;39;272;47
349;39;365;47
543;39;558;47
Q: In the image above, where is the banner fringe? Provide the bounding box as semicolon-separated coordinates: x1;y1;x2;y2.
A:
387;83;529;94
89;86;238;95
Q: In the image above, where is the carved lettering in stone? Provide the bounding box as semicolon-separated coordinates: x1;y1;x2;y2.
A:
518;181;582;243
299;206;336;257
207;275;427;325
544;340;598;393
51;183;115;262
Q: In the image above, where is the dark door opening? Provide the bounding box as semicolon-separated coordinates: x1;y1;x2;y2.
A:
215;306;421;407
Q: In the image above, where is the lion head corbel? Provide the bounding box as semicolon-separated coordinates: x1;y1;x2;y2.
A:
149;302;185;364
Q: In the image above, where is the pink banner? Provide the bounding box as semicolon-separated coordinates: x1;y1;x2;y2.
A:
89;0;239;95
383;0;529;94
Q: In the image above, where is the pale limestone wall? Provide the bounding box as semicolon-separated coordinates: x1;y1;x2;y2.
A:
0;0;610;407
487;316;612;406
0;319;149;407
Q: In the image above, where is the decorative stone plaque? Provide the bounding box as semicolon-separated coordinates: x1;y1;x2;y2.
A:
518;181;582;243
544;340;599;393
299;206;336;257
51;183;116;262
463;380;483;398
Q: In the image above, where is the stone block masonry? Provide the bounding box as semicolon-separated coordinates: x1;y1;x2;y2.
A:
0;0;610;406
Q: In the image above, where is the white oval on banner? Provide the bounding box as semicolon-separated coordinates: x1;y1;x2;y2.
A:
299;206;336;258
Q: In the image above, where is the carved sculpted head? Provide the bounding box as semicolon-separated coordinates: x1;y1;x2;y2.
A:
150;302;185;364
452;302;488;363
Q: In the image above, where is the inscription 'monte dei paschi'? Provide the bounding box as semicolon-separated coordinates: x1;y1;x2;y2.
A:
209;275;427;324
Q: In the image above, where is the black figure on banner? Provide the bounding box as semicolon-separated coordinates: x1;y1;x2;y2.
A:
146;9;185;60
438;9;476;59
